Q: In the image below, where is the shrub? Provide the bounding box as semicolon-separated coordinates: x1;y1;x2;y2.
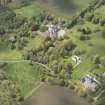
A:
78;27;91;34
0;69;23;105
93;55;101;64
99;18;105;26
74;81;87;97
0;26;5;35
77;88;87;97
74;49;86;55
80;35;91;40
92;16;100;24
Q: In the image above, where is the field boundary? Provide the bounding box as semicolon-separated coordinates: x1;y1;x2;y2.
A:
0;59;51;71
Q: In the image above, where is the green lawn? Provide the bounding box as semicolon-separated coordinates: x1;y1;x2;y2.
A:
4;62;43;96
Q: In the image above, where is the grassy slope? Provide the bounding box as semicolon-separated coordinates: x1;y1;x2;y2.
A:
71;6;105;79
70;21;105;80
14;0;92;19
4;62;42;96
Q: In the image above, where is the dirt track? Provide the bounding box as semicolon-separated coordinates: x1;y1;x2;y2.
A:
22;84;91;105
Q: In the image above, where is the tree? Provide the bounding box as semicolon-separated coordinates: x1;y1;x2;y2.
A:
59;40;76;56
0;68;23;105
43;40;54;53
99;18;105;26
101;30;105;39
78;27;91;34
100;57;105;67
93;55;100;64
65;17;77;29
80;34;90;41
0;26;5;35
0;0;10;7
85;12;94;21
92;16;100;24
16;37;28;50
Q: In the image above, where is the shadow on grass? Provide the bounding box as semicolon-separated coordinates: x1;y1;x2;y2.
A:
52;0;78;13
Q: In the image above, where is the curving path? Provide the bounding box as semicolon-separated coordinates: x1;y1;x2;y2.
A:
0;60;28;63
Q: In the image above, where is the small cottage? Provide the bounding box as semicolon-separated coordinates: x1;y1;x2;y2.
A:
72;55;81;64
81;75;101;92
48;24;66;38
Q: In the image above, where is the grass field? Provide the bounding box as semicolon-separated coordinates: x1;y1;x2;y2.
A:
4;62;43;96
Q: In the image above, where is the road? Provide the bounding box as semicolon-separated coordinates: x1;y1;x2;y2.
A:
24;82;44;100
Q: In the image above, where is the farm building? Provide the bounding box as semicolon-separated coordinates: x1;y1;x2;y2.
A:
72;55;81;64
81;75;101;92
48;24;66;38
